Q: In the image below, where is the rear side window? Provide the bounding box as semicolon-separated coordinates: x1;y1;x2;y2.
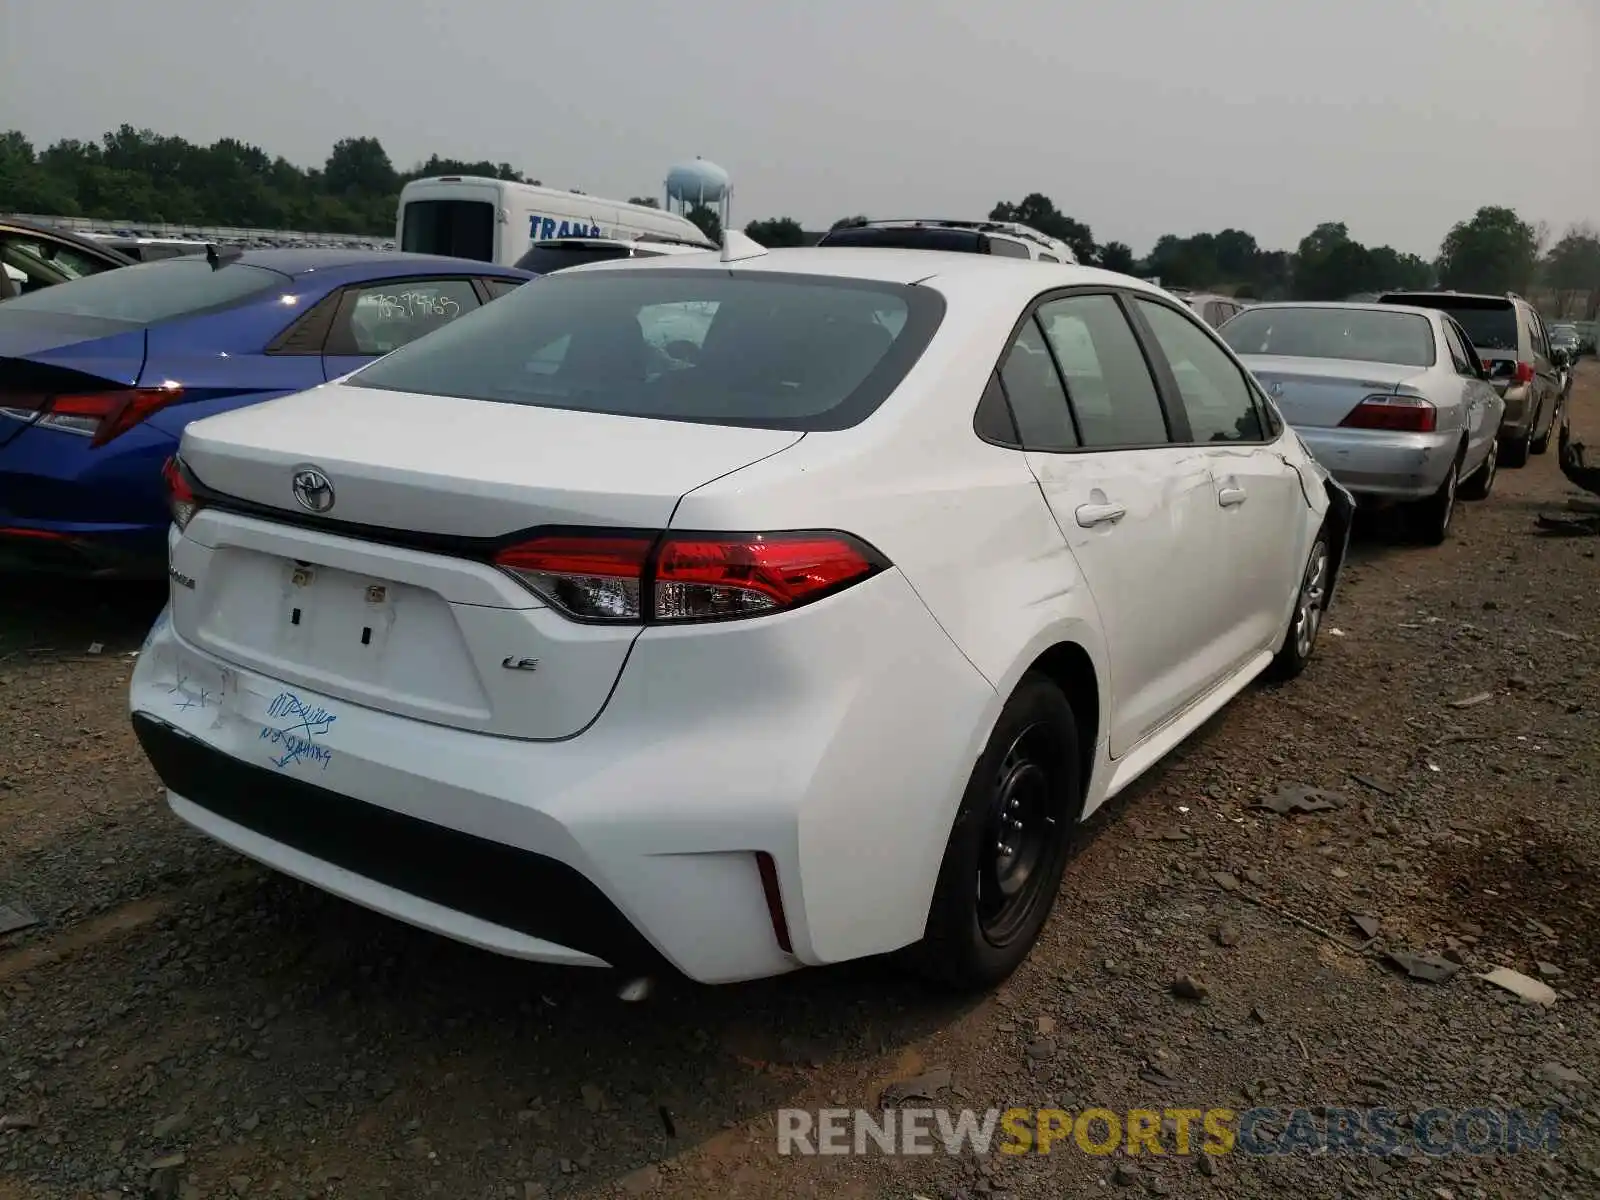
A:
987;238;1032;259
1037;294;1170;448
0;257;281;324
998;319;1078;450
482;277;525;299
1441;321;1476;375
346;269;943;432
1136;299;1264;443
334;278;481;355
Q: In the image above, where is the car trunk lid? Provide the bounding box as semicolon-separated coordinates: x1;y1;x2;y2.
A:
172;382;804;739
0;318;147;449
1242;356;1422;429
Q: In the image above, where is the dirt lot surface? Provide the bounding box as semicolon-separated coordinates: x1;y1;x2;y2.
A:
2;367;1598;1200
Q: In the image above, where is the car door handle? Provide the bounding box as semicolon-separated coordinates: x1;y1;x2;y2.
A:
1218;486;1248;507
1075;502;1126;528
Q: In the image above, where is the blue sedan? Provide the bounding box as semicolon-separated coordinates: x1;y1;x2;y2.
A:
0;248;532;576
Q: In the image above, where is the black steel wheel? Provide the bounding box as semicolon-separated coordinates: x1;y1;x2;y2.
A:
910;673;1081;991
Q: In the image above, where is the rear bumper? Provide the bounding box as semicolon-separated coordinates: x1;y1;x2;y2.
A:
0;420;174;576
1295;426;1457;501
128;568;998;984
1497;385;1535;437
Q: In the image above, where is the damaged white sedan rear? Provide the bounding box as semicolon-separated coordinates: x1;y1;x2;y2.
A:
130;240;1352;991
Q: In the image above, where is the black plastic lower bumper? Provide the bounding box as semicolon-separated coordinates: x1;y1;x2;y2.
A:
130;713;666;973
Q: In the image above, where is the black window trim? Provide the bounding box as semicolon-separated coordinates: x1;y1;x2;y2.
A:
321;274;485;357
974;284;1199;455
265;287;344;356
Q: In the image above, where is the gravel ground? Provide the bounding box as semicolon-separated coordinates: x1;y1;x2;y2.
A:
2;366;1598;1200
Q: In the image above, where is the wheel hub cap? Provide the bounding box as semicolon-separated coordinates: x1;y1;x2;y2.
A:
1293;548;1328;660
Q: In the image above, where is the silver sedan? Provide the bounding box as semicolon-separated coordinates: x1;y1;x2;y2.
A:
1219;302;1503;543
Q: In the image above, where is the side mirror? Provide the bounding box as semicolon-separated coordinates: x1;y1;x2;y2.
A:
1552;348;1570;368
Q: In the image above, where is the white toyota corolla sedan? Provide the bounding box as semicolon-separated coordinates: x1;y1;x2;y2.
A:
130;236;1354;991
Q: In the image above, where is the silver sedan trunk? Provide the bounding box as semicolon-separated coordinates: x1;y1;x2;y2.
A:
1220;303;1503;506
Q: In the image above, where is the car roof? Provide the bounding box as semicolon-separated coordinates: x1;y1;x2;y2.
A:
558;245;1161;297
222;248;526;278
1380;289;1517;306
1228;300;1442;320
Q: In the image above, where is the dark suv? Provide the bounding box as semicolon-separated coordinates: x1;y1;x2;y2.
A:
1377;291;1562;467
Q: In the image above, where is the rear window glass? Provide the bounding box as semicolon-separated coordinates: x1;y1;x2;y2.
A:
1381;295;1517;352
346;269;944;431
514;243;635;273
0;257;281;324
819;226;983;253
1220;306;1435;368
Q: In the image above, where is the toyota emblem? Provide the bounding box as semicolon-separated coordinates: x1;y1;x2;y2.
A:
291;467;335;514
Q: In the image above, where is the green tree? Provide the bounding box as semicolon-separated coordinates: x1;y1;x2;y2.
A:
1541;225;1600;316
627;196;661;209
1292;222;1374;300
744;217;806;247
324;136;397;198
1437;206;1539;294
1098;241;1136;273
686;203;721;242
989;194;1096;263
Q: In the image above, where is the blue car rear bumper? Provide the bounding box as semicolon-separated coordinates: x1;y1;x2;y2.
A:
0;420;175;578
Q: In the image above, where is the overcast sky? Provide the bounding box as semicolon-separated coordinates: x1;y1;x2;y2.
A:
4;0;1595;255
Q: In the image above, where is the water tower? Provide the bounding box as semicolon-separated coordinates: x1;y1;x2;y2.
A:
665;157;731;231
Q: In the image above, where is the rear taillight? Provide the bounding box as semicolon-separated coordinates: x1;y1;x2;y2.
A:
1512;361;1535;386
162;455;202;531
1340;394;1437;434
494;531;886;624
6;386;183;447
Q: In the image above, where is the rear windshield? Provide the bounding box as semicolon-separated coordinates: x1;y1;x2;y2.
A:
514;242;636;273
819;226;983;253
1220;306;1436;368
346;268;944;431
0;257;281;324
401;199;494;261
1381;295;1517;352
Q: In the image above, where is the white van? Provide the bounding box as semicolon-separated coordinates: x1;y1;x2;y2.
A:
396;177;714;267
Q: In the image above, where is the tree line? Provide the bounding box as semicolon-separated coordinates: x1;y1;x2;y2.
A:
2;126;1596;310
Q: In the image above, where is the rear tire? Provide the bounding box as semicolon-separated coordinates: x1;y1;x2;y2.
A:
1530;397;1554;456
1267;529;1330;682
1459;438;1498;501
1409;456;1459;546
908;674;1081;992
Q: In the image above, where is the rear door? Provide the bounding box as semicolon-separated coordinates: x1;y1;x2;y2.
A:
320;276;484;379
1130;295;1306;666
1440;318;1498;465
1525;308;1559;428
1015;290;1235;757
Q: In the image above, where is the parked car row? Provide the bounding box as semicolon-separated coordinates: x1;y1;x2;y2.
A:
0;220;1578;996
129;237;1355;991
